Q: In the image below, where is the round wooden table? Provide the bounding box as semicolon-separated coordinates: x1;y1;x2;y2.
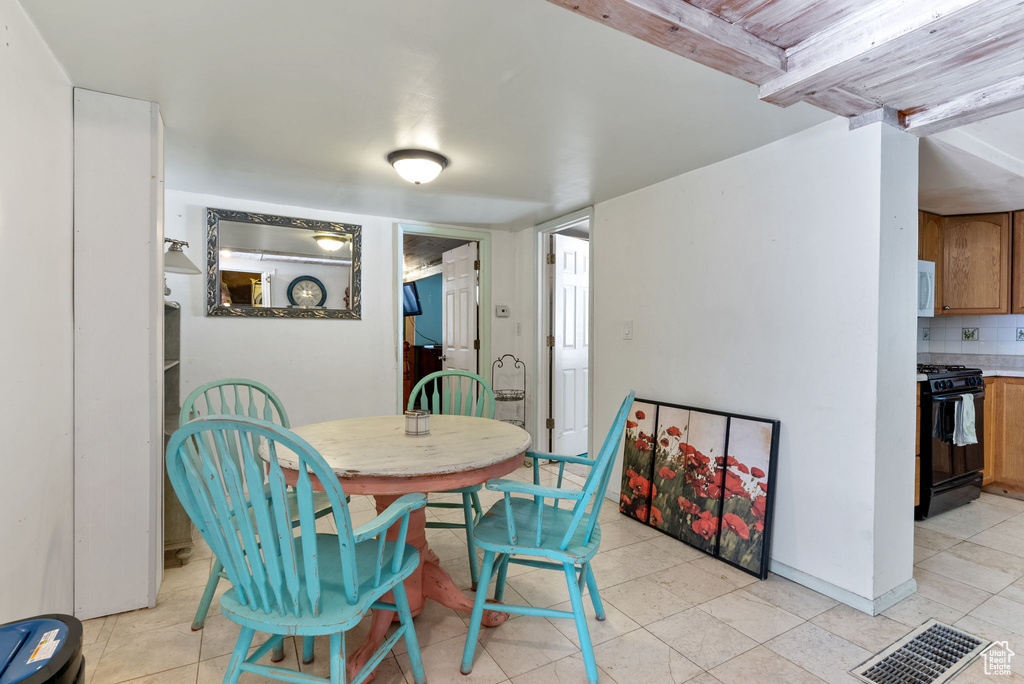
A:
282;414;531;681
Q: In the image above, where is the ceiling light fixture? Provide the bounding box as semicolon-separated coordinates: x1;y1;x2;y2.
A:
312;233;348;252
387;149;449;184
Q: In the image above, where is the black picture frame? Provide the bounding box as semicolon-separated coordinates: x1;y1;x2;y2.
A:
619;397;781;580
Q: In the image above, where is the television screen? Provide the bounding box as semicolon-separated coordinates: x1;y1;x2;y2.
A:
403;281;422;316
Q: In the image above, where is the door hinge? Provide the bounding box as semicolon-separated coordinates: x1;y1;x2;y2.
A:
546;335;555;347
473;259;480;271
546;418;555;430
473;339;480;350
546;253;556;265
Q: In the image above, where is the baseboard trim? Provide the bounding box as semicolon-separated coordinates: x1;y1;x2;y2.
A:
769;559;917;616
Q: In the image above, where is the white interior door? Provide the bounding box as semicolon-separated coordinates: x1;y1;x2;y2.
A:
442;242;478;374
551;234;589;455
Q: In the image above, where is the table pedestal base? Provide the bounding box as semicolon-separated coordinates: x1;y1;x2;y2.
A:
346;495;509;682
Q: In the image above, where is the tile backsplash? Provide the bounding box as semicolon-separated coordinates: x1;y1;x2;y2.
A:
918;315;1024;354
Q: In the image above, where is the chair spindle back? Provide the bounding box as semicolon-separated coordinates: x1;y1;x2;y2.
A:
407;371;495;418
560;391;635;550
166;417;359;617
181;379;290;427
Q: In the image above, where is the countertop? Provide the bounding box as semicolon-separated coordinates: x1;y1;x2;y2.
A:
916;370;1024;381
918;353;1024;380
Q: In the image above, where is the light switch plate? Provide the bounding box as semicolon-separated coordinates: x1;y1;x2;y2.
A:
495;305;510;317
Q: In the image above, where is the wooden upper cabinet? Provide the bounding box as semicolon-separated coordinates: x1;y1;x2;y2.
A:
919;211;944;314
1013;211;1024;313
938;213;1011;315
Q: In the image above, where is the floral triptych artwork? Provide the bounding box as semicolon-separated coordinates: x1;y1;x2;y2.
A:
618;399;780;579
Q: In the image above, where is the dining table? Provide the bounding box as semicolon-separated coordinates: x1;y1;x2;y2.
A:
280;413;532;681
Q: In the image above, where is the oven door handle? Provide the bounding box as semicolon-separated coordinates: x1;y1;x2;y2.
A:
931;392;984;402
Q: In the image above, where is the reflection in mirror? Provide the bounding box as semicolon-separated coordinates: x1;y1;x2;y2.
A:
206;208;361;319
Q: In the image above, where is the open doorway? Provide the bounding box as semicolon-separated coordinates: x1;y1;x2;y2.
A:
537;210;592;455
400;230;481;408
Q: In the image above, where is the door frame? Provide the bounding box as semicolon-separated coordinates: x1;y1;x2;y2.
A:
395;223;492;413
533;207;594;453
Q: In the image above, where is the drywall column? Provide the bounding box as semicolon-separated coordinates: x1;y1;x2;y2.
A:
0;0;75;622
74;89;164;618
872;124;920;604
592;118;918;613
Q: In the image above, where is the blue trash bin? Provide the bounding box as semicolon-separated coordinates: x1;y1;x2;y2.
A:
0;615;83;684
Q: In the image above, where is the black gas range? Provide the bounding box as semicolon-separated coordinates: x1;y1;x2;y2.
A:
916;364;986;519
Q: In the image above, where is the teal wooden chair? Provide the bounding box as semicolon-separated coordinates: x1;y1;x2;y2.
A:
180;379;333;664
166;416;427;684
407;370;496;589
460;391;635;684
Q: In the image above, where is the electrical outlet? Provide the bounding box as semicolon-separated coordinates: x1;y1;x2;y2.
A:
623;320;633;340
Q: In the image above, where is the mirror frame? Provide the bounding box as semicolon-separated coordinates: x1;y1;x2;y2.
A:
206;208;362;319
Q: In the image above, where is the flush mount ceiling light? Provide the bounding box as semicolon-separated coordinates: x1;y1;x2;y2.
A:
312;232;348;252
387;149;449;184
164;238;201;274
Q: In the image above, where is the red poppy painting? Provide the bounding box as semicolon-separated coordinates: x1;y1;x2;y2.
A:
647;407;727;553
617;398;778;581
618;400;658;523
715;417;776;577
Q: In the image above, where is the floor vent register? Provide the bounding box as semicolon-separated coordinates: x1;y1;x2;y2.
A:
850;620;989;684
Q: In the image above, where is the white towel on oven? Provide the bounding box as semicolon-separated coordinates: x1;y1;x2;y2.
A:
953;393;977;447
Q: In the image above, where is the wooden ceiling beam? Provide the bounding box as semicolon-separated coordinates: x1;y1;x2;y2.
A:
620;0;785;70
544;0;783;84
902;74;1024;136
544;0;877;117
759;0;1019;108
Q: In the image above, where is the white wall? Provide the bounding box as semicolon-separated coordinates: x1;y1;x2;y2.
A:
592;118;918;611
166;191;520;427
0;0;75;622
73;89;165;618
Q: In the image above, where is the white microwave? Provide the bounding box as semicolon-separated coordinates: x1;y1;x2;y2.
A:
918;260;935;317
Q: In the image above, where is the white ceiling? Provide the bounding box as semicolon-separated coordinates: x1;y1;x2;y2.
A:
19;0;833;229
918;107;1024;216
919;138;1024;215
960;110;1024;171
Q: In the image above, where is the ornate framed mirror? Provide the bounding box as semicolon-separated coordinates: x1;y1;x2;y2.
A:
206;208;361;319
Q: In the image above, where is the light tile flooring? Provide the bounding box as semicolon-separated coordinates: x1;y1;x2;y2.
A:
82;468;1024;683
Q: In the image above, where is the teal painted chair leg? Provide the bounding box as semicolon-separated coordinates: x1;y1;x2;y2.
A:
301;635;314;664
564;562;599;684
462;493;480;590
191;559;223;630
461;550;497;675
329;632;343;684
493;553;510;602
271;638;285;663
393;580;427;684
583;562;606;621
224;626;256;684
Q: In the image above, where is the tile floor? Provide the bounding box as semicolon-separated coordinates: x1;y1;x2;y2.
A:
81;468;1024;683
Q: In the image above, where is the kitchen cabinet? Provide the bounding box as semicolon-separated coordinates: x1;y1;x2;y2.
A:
919;211;944;315
918;211;1011;315
982;376;1024;495
984;378;997;485
1013;211;1024;313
